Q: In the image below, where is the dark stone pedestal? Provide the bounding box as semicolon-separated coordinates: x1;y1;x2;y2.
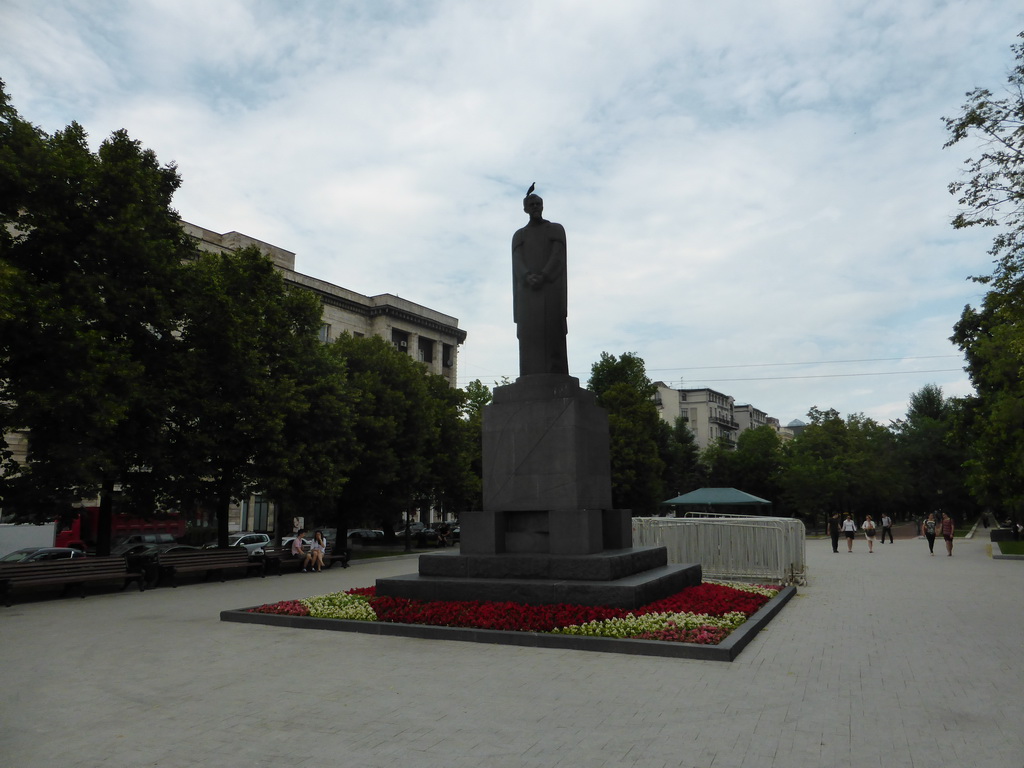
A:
376;548;702;609
482;374;613;516
376;374;700;610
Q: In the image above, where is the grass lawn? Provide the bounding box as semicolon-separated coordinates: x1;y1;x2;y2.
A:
997;540;1024;556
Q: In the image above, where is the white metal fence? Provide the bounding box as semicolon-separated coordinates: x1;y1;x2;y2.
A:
632;516;807;585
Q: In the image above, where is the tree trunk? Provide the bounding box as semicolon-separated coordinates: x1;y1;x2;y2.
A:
216;478;232;548
96;476;115;556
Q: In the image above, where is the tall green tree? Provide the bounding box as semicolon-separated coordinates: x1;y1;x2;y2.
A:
256;326;359;544
891;384;973;521
779;407;900;528
163;247;327;547
419;374;477;520
587;352;665;514
945;31;1024;517
656;416;704;499
0;84;193;552
729;426;784;504
459;378;491;510
328;333;437;534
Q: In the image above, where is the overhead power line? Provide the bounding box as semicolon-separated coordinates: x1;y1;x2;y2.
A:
456;355;965;387
687;368;964;383
647;355;962;373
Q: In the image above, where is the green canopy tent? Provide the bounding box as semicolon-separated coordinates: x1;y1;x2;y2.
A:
661;487;772;517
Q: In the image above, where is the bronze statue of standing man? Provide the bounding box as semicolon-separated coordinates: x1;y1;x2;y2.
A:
511;187;569;376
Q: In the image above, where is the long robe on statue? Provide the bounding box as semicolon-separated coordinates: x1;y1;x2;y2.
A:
511;204;568;376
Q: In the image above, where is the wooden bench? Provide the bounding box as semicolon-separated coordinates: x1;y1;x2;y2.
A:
0;557;145;607
154;548;262;587
261;543;350;576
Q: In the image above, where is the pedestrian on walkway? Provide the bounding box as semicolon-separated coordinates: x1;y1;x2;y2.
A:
876;514;892;544
842;514;857;552
828;513;842;553
862;515;877;553
941;513;955;556
923;513;937;555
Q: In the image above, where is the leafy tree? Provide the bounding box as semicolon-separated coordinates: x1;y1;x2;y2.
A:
257;327;359;544
944;31;1024;292
162;247;327;547
327;334;438;535
454;379;492;512
0;84;193;552
891;384;973;521
730;426;784;505
587;352;665;514
945;32;1024;517
656;416;704;498
779;407;901;529
419;374;478;520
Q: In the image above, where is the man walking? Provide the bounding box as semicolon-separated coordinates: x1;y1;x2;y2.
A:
880;513;894;543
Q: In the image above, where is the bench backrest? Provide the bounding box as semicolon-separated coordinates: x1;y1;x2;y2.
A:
0;557;127;582
156;549;251;566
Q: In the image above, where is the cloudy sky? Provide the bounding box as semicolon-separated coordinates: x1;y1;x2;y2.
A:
3;1;1022;425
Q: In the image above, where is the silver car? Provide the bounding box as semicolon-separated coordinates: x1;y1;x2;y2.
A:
203;532;270;555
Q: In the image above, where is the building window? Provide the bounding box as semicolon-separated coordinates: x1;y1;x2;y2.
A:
253;496;270;532
391;329;410;352
442;343;454;368
318;323;331;343
418;337;434;364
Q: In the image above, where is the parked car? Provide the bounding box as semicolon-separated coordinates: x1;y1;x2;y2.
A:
395;522;427;536
202;532;271;555
414;528;441;547
111;533;178;556
124;543;201;587
0;547;88;563
346;528;382;542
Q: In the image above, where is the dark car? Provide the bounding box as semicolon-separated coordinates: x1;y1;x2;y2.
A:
124;543;200;587
111;533;178;557
346;529;382;542
0;547;88;563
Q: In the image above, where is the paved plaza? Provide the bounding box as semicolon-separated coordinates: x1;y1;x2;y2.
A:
1;531;1021;768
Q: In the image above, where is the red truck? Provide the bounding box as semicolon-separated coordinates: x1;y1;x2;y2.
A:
55;507;186;551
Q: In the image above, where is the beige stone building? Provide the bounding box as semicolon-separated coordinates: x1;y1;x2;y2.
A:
184;222;466;388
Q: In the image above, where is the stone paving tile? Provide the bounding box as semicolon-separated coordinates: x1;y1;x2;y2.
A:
1;539;1022;767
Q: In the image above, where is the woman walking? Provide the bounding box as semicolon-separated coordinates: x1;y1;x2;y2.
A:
923;513;937;556
841;514;858;552
941;513;955;556
862;515;877;553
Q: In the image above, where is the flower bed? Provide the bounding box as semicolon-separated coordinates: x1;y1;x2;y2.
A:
246;581;780;645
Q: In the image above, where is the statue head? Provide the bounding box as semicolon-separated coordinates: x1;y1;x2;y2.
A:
523;193;543;219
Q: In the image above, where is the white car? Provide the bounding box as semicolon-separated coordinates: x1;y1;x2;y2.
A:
203;532;270;555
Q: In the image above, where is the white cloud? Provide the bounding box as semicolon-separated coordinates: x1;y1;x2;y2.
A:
2;0;1019;423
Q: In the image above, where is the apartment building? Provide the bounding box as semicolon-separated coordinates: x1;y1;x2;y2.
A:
654;383;740;450
653;383;795;450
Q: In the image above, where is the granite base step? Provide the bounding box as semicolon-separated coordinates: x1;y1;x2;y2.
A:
375;562;702;609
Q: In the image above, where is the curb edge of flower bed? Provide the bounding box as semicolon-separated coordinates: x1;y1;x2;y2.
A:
220;586;795;662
